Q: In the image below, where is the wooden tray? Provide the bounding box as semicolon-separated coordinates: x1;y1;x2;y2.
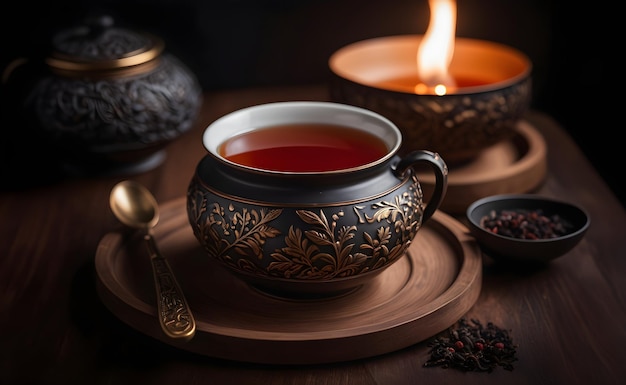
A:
417;120;547;214
95;198;482;365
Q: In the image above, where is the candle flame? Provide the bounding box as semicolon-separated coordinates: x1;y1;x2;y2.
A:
417;0;457;95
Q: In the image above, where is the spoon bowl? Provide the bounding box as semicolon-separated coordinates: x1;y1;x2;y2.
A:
110;180;159;230
110;180;196;340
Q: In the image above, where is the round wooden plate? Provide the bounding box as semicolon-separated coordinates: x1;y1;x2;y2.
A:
95;198;482;365
417;120;547;214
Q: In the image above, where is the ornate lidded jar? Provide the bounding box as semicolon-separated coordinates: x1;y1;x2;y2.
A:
11;15;202;175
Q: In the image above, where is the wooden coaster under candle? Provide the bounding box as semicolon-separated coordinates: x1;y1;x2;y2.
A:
416;119;547;214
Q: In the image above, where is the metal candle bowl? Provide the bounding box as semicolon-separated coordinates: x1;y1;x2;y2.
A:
329;34;532;165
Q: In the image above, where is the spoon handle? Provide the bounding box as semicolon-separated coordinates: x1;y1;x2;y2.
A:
144;232;196;341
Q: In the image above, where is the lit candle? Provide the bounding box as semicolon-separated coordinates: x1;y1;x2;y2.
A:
328;0;532;162
337;35;525;96
364;0;522;96
416;0;457;95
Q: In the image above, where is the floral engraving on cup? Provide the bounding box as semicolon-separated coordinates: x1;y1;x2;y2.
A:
187;175;423;281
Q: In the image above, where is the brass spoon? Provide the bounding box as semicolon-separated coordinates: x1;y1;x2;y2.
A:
109;180;196;341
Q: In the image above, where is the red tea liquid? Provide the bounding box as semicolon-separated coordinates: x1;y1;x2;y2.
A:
218;123;389;172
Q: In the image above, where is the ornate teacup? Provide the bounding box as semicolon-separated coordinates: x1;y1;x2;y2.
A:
186;101;448;298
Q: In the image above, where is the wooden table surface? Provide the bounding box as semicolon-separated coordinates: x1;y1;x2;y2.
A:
1;85;624;385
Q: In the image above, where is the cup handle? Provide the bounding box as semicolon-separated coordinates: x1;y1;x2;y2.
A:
393;150;448;223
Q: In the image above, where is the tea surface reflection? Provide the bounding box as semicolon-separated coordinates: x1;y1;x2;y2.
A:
218;123;388;172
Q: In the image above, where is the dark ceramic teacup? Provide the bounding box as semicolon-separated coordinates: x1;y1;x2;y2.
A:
186;101;448;298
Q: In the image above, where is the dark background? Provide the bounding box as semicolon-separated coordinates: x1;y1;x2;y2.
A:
1;0;619;205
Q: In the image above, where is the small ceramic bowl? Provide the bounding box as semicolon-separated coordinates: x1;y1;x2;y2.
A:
466;194;590;264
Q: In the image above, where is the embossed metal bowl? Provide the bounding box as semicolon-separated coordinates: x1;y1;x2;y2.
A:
466;194;590;264
9;15;202;175
329;35;532;164
186;101;448;298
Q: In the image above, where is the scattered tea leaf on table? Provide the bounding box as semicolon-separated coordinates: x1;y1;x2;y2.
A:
423;318;518;372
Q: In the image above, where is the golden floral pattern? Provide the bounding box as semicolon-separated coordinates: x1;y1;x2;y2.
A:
330;75;531;162
187;174;422;281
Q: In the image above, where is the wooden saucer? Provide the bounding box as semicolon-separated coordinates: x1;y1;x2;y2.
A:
95;198;482;365
417;120;547;214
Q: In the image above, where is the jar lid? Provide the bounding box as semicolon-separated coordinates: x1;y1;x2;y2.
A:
45;15;164;72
